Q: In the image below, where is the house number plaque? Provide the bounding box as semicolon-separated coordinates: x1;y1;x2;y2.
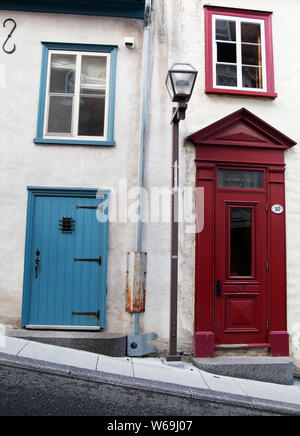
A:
271;204;284;215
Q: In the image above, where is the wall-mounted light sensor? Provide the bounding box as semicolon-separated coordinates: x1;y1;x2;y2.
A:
124;37;135;49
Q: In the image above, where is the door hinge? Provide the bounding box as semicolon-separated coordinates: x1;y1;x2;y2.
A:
72;310;100;320
266;204;269;213
267;321;270;331
266;261;269;272
74;257;102;266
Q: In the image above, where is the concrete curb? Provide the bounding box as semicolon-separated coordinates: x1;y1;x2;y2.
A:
6;330;127;357
0;352;299;416
192;357;294;385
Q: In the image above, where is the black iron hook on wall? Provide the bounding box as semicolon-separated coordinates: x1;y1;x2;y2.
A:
3;18;17;54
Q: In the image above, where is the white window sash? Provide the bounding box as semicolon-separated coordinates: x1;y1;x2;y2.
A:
212;15;267;92
44;50;111;141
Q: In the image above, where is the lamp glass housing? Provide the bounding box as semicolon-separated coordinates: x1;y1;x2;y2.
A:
166;63;198;103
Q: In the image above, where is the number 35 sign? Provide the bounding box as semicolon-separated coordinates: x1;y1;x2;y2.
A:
272;204;284;215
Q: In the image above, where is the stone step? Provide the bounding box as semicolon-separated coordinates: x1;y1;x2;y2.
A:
215;345;270;357
6;329;127;357
192;357;294;385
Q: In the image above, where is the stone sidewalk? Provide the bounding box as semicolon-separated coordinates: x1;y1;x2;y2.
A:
1;336;300;416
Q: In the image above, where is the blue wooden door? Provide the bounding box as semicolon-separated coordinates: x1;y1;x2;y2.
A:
22;189;109;329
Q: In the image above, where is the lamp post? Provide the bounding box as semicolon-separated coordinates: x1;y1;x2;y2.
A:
165;63;198;362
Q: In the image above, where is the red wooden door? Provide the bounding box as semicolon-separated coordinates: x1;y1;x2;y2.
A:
215;169;268;345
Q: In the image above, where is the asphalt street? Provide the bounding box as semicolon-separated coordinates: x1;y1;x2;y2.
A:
1;337;300;417
0;363;162;417
0;361;280;417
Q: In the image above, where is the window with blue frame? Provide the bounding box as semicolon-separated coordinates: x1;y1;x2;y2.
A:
35;43;118;146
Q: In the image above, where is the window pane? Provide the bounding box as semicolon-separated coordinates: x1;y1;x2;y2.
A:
78;97;105;137
49;55;76;94
243;66;263;89
230;208;252;277
241;23;261;44
218;170;263;189
47;96;73;134
81;56;107;95
216;20;236;41
216;64;237;87
217;42;237;63
242;44;261;66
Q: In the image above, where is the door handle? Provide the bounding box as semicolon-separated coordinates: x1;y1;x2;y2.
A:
216;280;222;299
35;249;40;279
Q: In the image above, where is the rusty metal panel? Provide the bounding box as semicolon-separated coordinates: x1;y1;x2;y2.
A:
126;252;147;313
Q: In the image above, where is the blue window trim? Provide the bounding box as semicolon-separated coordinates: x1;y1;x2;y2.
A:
22;186;111;328
0;0;146;19
34;42;118;147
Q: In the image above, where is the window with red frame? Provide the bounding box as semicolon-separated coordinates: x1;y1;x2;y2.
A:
205;7;277;98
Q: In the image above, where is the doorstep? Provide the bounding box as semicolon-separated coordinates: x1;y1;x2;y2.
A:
6;329;127;357
192;356;294;386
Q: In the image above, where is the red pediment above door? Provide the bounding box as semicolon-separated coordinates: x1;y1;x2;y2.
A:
188;108;296;150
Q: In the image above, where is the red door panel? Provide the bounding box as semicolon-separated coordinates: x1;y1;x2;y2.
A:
215;189;268;345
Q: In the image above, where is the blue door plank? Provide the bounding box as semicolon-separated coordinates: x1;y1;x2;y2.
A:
29;196;44;324
42;197;52;325
80;197;91;326
63;198;77;325
55;197;70;325
100;194;110;328
72;201;84;326
90;200;101;319
47;197;61;325
54;197;64;324
78;197;100;327
88;198;102;325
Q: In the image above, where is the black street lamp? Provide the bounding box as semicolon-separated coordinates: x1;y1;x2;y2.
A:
166;63;198;362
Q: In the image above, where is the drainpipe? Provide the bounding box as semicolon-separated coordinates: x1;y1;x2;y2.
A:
126;0;157;356
133;0;152;334
136;0;152;253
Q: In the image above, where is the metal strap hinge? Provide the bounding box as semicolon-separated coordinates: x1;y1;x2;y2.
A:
74;257;102;266
72;310;100;320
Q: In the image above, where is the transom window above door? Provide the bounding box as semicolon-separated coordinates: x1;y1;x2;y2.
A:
35;43;118;146
218;169;264;190
205;7;277;98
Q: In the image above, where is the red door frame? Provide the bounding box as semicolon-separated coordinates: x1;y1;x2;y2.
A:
188;108;296;358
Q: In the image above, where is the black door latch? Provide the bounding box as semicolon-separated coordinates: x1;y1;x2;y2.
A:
35;249;40;279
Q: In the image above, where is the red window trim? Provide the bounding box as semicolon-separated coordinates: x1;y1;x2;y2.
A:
205;6;277;99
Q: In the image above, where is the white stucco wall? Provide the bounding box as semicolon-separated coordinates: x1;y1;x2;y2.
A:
144;0;300;357
0;10;144;332
1;0;300;362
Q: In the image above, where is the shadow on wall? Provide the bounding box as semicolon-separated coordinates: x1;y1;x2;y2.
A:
290;324;300;370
